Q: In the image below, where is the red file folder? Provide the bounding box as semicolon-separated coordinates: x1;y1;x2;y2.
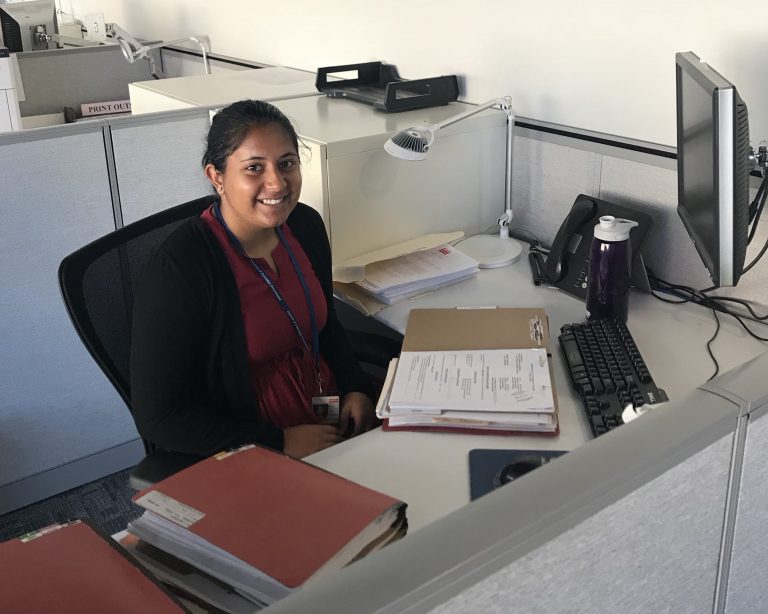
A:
129;445;406;603
0;520;186;613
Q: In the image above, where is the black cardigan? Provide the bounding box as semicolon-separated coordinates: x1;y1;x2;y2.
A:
129;203;367;457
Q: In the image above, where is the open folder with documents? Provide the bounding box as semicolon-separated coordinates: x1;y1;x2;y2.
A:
127;445;407;608
332;231;474;315
354;244;478;305
377;307;559;434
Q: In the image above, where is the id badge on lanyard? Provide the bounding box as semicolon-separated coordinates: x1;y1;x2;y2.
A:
213;205;338;422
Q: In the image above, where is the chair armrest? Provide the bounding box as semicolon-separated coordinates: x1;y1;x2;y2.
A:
129;450;202;491
347;331;402;368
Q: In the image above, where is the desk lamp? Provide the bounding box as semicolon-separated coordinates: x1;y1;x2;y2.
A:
107;23;211;78
384;96;523;268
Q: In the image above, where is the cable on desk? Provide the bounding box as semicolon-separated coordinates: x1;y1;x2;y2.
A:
706;308;721;381
646;268;768;378
451;226;543;251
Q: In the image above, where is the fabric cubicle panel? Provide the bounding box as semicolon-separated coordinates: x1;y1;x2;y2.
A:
429;434;733;614
721;385;768;612
107;109;212;226
0;123;143;514
266;372;746;614
15;46;156;118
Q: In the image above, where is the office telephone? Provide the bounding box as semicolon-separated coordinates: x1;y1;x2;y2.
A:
532;194;654;300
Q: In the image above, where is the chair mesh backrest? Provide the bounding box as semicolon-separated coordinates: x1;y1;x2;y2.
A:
58;196;214;410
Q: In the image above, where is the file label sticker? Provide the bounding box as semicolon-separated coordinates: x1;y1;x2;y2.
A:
135;491;205;527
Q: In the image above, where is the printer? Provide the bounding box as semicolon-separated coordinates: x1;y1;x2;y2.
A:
0;46;21;132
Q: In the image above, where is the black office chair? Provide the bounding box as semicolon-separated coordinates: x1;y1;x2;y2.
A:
58;195;401;489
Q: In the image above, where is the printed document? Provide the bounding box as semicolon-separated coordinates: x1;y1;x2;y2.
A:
389;349;554;414
355;244;478;304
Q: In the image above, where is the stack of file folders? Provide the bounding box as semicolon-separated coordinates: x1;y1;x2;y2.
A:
354;244;478;305
126;444;407;610
0;519;186;612
377;308;559;435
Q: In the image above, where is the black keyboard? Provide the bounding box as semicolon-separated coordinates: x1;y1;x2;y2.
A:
558;319;668;437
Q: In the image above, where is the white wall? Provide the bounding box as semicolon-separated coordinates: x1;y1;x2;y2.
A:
69;0;767;147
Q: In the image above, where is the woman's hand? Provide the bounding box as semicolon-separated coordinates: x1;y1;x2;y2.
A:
339;392;378;437
283;425;342;458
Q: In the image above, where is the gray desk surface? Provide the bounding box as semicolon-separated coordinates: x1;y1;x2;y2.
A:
307;255;767;532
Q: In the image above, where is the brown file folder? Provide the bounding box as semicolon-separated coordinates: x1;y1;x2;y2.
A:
383;307;559;435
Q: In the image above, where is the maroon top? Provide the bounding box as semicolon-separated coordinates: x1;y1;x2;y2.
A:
202;206;337;427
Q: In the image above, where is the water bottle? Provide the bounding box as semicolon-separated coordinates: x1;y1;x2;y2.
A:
585;216;638;322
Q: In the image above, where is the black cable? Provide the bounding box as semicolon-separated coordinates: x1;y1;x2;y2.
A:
731;313;768;342
746;180;768;245
742;232;768;274
705;309;721;381
649;272;768;334
453;227;542;251
646;268;768;377
748;175;768;227
510;227;544;246
705;295;768;321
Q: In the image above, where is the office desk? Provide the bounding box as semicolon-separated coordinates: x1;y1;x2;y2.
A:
307;255;767;532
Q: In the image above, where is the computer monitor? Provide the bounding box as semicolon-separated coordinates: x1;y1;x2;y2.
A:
676;51;750;287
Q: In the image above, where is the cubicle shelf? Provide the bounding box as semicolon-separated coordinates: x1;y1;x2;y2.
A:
128;66;324;114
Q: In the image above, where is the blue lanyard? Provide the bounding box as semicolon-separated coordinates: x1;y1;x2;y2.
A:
212;204;323;393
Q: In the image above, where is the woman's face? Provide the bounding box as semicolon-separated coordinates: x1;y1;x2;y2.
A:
207;122;302;236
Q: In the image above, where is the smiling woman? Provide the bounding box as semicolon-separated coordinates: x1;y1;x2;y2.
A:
205;120;303;271
129;100;377;462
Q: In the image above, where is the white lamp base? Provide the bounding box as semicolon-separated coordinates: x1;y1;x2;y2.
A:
455;235;524;268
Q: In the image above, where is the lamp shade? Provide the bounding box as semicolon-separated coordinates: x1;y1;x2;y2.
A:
384;126;434;161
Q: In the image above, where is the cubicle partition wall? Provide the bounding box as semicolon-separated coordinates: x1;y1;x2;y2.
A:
705;365;768;613
0;122;144;514
268;353;768;613
107;108;211;225
15;45;156;119
510;124;768;307
0;107;213;514
158;46;264;78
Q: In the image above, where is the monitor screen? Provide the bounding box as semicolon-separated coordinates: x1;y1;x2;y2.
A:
676;51;750;287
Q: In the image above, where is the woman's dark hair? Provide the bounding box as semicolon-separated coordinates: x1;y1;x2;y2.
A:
202;99;300;171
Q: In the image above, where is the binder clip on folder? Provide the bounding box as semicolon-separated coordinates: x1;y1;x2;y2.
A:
315;61;459;112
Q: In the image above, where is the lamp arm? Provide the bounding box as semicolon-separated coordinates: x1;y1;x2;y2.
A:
431;96;512;131
107;23;142;52
137;36;211;75
501;102;516;238
428;96;516;237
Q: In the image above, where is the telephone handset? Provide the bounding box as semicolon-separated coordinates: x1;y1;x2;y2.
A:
545;198;599;283
537;194;654;300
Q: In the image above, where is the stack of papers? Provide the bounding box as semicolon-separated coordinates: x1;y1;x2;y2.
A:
379;349;557;432
355;244;478;305
375;307;559;435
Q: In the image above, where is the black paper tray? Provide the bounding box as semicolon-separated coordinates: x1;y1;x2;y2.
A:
316;62;459;112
